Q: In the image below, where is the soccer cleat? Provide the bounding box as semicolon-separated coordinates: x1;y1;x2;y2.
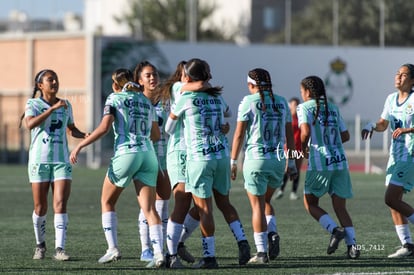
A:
238;240;251;265
53;247;70;261
140;248;154;262
98;247;121;264
154;252;165;268
327;227;345;254
388;243;414;258
146;252;165;268
347;245;360;259
33;246;46;260
168;254;185;269
268;232;280;260
289;192;299;200
275;190;284;199
193;257;219;269
177;242;195;263
248;252;269;264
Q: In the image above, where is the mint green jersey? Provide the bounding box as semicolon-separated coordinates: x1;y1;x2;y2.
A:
153;100;170;157
171;92;229;161
167;82;186;153
381;92;414;163
237;91;292;160
103;90;156;156
25;97;74;164
297;99;348;171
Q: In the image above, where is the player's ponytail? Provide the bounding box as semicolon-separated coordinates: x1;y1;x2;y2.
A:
301;76;329;126
184;58;222;97
248;68;277;112
19;69;51;128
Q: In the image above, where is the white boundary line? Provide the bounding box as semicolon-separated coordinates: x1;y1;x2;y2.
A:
318;272;414;275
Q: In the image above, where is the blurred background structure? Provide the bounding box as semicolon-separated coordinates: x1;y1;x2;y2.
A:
0;0;413;172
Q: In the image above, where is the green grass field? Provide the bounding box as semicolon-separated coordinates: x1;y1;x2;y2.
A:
1;164;413;274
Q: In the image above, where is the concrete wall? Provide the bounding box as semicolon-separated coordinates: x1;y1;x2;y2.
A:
155;42;413;123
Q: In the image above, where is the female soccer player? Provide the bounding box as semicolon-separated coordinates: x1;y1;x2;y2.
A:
70;68;165;267
21;69;88;261
165;58;248;268
231;68;297;263
362;63;414;258
133;61;171;262
298;75;359;259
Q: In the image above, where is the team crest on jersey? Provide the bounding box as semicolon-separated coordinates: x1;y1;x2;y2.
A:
325;57;353;106
31;163;40;175
406;104;414;115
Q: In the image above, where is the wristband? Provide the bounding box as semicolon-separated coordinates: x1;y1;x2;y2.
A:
231;159;237;166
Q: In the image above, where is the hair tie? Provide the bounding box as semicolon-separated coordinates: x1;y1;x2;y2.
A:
122;81;141;92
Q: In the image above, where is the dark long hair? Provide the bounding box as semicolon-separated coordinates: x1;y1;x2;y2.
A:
133;60;160;102
19;69;57;128
184;58;222;97
300;75;329;125
402;63;414;92
248;68;277;112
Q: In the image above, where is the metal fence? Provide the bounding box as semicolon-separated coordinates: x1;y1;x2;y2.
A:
1;115;390;168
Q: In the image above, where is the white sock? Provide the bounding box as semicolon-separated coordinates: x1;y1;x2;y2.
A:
179;213;199;243
201;236;215;257
318;214;338;234
102;211;117;249
155;199;169;243
253;232;267;253
149;224;163;255
396;224;413;245
229;220;247;242
266;215;277;233
138;209;151;251
166;219;182;255
407;214;414;224
32;211;46;245
344;226;356;245
54;213;68;249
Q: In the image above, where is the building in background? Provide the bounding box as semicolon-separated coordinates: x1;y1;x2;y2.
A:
0;0;254;42
0;10;82;33
0;0;310;44
0;0;401;169
249;0;309;43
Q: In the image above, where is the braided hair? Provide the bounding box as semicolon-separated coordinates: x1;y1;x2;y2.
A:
19;69;56;128
300;76;329;125
247;68;277;112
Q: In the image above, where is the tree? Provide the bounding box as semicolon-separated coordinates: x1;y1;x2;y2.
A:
385;0;414;47
115;0;235;42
